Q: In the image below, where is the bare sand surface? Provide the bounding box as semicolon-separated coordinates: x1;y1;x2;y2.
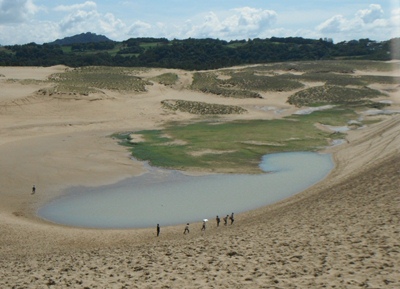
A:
0;64;399;288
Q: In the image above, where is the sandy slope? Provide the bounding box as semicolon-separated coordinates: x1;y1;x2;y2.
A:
0;65;399;288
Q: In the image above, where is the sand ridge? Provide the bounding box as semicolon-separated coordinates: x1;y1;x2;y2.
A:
0;65;399;288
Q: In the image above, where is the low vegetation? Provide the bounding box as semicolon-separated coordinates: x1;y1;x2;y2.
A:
221;71;304;92
288;85;385;107
116;60;398;172
3;58;390;173
117;109;353;173
47;66;152;94
190;69;304;98
191;72;263;98
150;73;178;86
241;59;397;73
161;99;247;115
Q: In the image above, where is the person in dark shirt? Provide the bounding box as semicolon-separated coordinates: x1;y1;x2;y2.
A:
223;215;228;226
184;223;190;234
230;212;234;225
201;221;206;231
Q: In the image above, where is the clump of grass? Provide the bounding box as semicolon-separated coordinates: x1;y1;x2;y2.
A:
150;73;178;85
191;72;262;98
283;72;400;87
37;85;101;96
190;70;303;98
292;72;367;86
161;99;247;115
224;71;304;91
242;60;395;74
5;79;47;85
49;66;152;93
287;85;385;107
360;75;400;85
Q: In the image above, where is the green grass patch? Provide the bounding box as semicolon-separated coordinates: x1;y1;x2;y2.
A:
290;107;358;126
119;112;350;173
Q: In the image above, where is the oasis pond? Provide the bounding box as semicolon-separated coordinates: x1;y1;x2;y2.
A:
38;152;334;229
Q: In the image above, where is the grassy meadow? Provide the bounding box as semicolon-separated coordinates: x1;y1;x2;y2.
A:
118;108;355;173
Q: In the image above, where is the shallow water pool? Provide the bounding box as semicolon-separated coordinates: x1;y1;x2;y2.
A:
38;152;333;229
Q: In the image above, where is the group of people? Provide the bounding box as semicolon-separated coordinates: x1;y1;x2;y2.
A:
157;212;235;237
216;212;234;227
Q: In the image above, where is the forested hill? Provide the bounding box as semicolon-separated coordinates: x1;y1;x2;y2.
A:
0;36;399;70
48;32;113;46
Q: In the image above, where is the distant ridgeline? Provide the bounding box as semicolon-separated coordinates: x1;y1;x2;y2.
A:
48;32;113;46
0;32;399;70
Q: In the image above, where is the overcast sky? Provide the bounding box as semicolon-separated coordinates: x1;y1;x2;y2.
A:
0;0;399;45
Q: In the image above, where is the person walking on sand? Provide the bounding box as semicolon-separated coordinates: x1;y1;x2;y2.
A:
201;221;206;231
216;215;220;227
157;224;160;237
223;215;228;226
184;223;190;234
31;185;36;195
230;212;234;225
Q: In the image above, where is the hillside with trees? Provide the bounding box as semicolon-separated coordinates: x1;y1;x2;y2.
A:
0;33;398;70
48;32;113;46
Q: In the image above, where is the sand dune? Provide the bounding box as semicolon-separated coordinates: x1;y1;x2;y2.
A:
0;65;399;288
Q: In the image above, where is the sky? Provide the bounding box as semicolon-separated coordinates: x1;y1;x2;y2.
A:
0;0;399;45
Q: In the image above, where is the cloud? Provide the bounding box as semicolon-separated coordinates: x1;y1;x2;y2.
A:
55;1;101;34
182;7;277;39
316;4;395;40
100;13;126;36
317;15;347;33
0;20;58;44
0;0;38;24
392;8;400;25
356;4;384;24
233;7;277;28
59;9;100;33
390;8;400;39
128;21;152;37
0;3;397;45
57;2;125;39
0;0;126;44
54;1;97;12
124;7;277;40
